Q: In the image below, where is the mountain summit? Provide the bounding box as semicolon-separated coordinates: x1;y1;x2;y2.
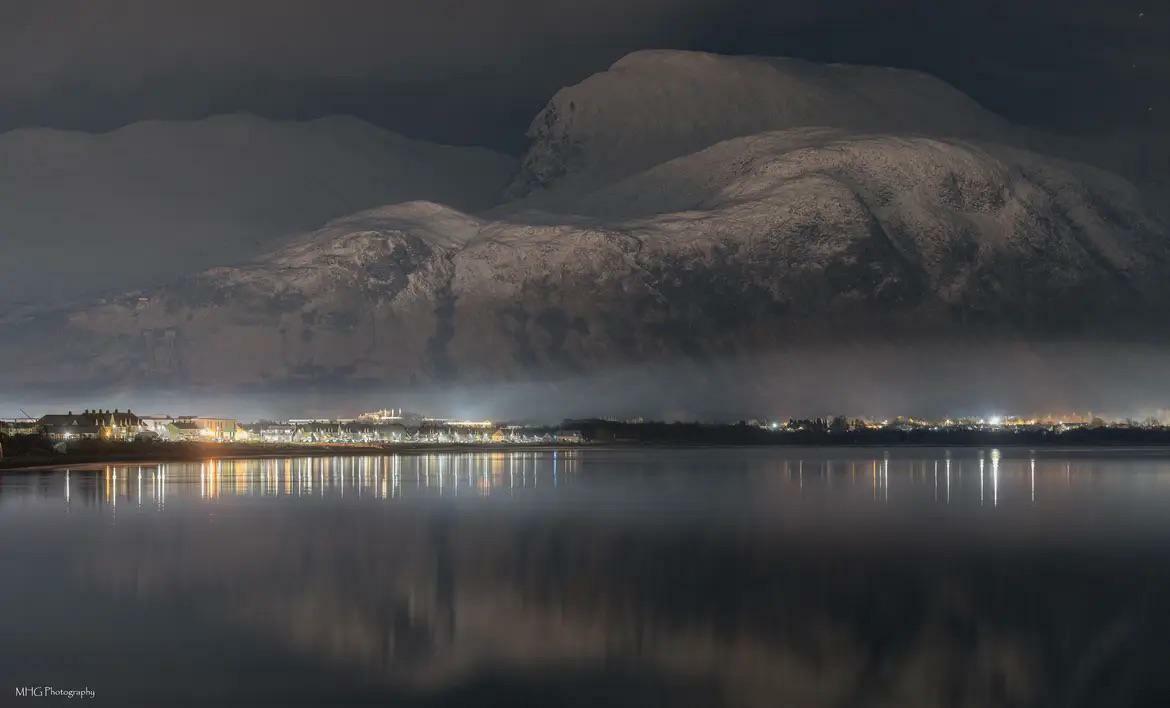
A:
508;50;1010;198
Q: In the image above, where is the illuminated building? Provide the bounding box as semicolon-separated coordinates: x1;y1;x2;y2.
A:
166;417;239;441
37;409;143;440
139;415;176;437
0;418;38;436
357;408;422;425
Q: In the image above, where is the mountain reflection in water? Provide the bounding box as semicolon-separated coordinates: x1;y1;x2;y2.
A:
2;448;1170;707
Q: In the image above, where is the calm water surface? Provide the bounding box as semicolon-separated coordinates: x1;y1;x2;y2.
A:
3;447;1170;707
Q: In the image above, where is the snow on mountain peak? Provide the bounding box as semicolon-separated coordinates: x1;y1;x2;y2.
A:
508;49;1010;199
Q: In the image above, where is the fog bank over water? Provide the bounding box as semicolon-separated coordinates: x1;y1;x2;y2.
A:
5;341;1169;422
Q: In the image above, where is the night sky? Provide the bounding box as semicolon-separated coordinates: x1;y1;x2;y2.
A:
2;0;1164;152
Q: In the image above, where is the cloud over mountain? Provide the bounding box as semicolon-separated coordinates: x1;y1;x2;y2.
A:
0;114;515;304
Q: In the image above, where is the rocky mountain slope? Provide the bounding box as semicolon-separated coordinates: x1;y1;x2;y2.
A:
0;114;515;304
7;127;1167;392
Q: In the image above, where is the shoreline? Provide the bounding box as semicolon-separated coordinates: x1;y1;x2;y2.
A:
7;439;1170;473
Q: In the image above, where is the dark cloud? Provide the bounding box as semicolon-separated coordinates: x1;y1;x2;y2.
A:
1;1;1164;151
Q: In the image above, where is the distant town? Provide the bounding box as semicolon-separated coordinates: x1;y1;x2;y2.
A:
0;407;585;448
3;405;1170;456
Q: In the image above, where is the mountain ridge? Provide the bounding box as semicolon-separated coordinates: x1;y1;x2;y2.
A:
6;128;1167;393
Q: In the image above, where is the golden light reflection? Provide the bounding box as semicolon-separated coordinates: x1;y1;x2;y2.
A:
1030;457;1036;503
64;448;1120;514
991;449;1001;507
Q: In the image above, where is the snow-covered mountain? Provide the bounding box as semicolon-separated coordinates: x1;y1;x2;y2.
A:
7;128;1166;391
0;114;516;304
3;51;1167;402
508;50;1010;199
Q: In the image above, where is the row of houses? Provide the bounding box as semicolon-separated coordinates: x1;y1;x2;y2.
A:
30;409;243;442
4;409;584;446
244;420;581;444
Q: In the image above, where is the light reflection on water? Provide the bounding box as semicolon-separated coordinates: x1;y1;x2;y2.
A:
4;447;1170;707
50;451;582;507
31;448;1170;523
